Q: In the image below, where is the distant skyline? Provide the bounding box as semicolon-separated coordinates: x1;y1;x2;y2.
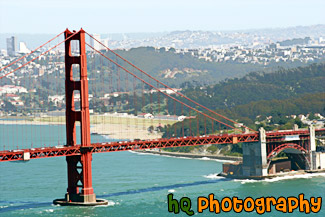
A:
0;0;325;34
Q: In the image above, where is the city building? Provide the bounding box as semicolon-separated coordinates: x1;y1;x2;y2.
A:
90;34;101;51
19;42;30;54
6;36;17;56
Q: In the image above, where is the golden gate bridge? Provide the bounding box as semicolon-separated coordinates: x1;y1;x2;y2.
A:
0;29;324;205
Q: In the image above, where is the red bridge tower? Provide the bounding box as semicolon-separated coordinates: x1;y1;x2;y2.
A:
53;29;107;206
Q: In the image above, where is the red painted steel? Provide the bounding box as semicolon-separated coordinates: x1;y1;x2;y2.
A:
0;146;80;161
64;29;95;202
0;134;257;161
1;129;324;162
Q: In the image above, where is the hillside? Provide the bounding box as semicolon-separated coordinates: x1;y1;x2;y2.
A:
111;47;309;87
162;63;325;139
181;63;325;110
89;62;325;119
162;92;324;136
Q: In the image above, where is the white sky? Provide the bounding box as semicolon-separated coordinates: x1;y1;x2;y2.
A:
0;0;324;33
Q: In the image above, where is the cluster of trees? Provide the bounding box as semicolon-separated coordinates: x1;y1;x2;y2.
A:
181;63;325;110
278;37;311;46
160;92;324;138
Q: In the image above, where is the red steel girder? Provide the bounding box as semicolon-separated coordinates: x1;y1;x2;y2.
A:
267;143;307;159
0;146;80;162
0;134;258;162
1;128;324;162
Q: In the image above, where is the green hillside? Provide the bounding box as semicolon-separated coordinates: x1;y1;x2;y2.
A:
181;63;325;110
162;63;325;139
111;47;309;87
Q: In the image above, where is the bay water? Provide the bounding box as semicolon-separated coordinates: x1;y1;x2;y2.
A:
0;124;324;216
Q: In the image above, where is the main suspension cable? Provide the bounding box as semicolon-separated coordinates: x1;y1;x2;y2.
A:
0;31;65;72
86;42;241;133
0;31;79;80
85;31;256;133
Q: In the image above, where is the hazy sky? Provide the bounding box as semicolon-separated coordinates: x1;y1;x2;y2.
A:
0;0;324;34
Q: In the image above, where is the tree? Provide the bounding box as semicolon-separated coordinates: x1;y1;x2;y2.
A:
2;100;17;112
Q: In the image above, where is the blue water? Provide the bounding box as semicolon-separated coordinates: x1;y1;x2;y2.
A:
0;125;324;216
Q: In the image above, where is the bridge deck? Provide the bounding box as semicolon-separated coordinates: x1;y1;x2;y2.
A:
1;129;324;162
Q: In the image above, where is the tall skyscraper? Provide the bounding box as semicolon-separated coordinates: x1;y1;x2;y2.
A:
6;36;17;56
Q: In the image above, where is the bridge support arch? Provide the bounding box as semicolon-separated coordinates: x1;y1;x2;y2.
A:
53;29;107;206
242;126;318;177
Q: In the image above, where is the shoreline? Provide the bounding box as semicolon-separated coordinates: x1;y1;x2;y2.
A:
135;149;242;162
218;169;325;180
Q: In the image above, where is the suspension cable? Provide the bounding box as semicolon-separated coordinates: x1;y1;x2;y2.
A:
0;31;65;72
86;42;242;133
0;31;79;80
85;31;256;133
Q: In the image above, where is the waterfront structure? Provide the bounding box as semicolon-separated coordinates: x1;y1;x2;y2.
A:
224;125;325;178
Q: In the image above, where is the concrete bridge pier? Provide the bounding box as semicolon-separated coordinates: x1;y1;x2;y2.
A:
242;128;268;177
309;125;316;170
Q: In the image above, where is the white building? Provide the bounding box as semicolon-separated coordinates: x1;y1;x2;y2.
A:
9;100;24;106
19;42;30;54
90;34;101;51
101;39;109;48
144;113;154;119
147;88;181;95
48;95;65;105
178;115;186;121
0;85;28;96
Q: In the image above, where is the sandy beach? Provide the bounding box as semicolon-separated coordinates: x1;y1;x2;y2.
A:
0;115;176;140
90;123;163;140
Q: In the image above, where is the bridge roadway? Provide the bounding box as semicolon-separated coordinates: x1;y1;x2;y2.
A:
1;128;324;162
